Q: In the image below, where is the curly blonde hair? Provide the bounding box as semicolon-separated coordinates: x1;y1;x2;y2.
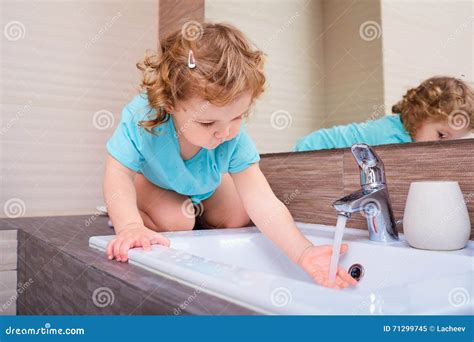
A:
136;22;266;135
392;76;474;136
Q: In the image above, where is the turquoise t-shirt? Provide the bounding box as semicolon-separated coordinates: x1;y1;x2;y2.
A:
106;93;260;204
293;114;413;152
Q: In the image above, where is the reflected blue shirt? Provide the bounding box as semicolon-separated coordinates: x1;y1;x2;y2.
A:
293;114;412;151
106;93;260;203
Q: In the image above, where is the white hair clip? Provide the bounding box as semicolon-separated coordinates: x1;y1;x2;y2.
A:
188;49;196;69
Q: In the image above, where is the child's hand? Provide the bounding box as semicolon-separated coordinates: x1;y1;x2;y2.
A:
106;224;170;262
298;244;358;289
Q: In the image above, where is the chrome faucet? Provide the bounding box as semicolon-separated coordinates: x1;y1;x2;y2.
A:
333;143;399;243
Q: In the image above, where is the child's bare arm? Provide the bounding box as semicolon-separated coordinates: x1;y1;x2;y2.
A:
103;154;143;234
230;163;312;263
103;154;169;262
231;163;357;289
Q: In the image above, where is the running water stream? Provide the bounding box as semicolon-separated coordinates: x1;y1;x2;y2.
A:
328;214;348;284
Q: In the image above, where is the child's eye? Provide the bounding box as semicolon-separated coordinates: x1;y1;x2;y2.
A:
199;122;214;127
438;131;447;139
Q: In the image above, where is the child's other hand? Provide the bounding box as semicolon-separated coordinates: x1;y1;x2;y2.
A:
298;244;358;289
106;224;170;262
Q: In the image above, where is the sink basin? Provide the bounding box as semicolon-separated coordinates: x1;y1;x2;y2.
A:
89;222;473;315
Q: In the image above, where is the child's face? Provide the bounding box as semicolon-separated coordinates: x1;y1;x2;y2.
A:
172;92;252;149
414;118;472;142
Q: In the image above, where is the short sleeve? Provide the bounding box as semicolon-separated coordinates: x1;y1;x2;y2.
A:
292;115;412;152
293;123;362;151
293;130;334;151
228;126;260;173
106;103;144;172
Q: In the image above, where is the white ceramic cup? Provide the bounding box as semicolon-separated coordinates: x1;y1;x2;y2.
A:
403;181;471;250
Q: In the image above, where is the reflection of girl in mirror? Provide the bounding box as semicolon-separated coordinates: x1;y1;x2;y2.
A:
104;23;357;289
294;76;474;151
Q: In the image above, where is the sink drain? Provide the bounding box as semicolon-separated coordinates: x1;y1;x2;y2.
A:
348;263;364;281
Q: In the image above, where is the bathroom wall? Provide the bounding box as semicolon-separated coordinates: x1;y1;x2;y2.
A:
1;1;158;217
381;0;474;113
321;0;385;128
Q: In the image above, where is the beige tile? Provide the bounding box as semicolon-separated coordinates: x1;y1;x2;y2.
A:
0;270;17;290
0;240;17;271
0;230;17;241
0;289;17;316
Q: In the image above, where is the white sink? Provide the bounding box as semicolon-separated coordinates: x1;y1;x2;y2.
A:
89;222;473;315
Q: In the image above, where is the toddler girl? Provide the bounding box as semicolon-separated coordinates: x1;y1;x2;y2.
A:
103;23;357;289
294;76;473;151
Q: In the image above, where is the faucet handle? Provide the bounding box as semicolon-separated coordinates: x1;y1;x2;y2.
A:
351;143;386;186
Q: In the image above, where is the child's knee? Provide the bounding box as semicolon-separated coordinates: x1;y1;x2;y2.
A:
172;212;195;231
205;212;250;229
221;215;251;228
138;209;159;231
139;206;195;232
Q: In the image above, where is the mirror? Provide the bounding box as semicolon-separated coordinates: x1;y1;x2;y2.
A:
204;0;474;152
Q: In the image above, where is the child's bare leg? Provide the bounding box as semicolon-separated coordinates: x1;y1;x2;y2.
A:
134;173;195;232
200;173;251;228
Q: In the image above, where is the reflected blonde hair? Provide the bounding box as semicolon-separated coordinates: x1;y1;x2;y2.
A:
136;22;266;134
392;76;474;136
